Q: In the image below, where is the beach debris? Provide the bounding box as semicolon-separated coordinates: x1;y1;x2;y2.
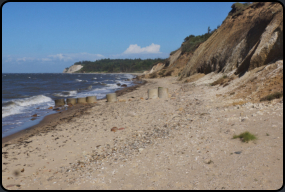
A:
119;99;126;102
6;184;21;188
111;127;118;132
138;148;144;152
48;106;53;109
111;127;125;132
31;114;37;117
21;168;24;172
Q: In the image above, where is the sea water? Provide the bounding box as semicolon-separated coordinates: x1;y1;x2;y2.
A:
2;73;135;138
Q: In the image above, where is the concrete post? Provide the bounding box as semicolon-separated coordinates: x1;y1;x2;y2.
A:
86;96;97;103
148;88;158;99
158;87;169;99
66;98;77;105
77;97;87;104
106;93;117;102
54;99;65;107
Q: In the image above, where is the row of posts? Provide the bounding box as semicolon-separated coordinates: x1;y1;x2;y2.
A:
54;87;169;107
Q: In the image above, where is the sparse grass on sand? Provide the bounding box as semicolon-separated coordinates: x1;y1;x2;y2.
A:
233;131;257;143
260;92;283;102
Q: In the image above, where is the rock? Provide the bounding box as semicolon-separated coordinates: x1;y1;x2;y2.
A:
138;148;144;152
118;128;125;130
116;83;121;86
48;106;53;109
234;151;242;154
204;159;213;164
30;118;36;121
31;114;37;117
21;168;24;172
127;112;137;117
121;84;127;87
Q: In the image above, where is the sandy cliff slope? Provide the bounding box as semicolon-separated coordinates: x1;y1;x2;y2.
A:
63;65;83;73
179;2;283;79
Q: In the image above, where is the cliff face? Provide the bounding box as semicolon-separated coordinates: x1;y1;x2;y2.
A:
178;2;283;80
63;65;83;73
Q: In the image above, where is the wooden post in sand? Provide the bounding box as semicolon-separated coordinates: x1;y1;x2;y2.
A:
54;99;65;107
106;93;117;102
86;96;97;103
77;97;87;104
158;87;169;99
148;88;158;99
66;98;77;105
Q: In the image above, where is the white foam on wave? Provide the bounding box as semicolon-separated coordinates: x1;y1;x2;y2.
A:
123;74;135;80
106;84;120;88
75;79;88;82
2;95;53;118
53;90;77;97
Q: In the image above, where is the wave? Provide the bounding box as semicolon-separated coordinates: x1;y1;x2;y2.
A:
2;95;53;118
75;79;88;82
52;90;77;97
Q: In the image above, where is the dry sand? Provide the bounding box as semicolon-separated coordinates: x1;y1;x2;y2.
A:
2;75;283;190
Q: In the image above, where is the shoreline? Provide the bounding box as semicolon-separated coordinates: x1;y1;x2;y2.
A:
2;75;282;190
2;79;146;147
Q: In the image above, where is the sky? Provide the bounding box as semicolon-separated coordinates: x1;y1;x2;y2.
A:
2;2;235;73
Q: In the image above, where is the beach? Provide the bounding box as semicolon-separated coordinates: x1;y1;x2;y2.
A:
2;75;283;190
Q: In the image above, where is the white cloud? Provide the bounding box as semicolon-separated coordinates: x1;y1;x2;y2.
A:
123;43;161;54
47;52;104;62
3;52;105;64
16;57;36;62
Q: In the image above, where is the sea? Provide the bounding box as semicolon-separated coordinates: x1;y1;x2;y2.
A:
2;73;136;138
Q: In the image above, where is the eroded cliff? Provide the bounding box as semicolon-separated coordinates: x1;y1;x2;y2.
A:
179;2;283;79
63;65;83;73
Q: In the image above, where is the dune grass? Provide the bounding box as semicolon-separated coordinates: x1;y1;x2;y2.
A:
233;131;257;143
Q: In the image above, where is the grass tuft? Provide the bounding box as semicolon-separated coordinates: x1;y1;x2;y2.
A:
233;131;257;143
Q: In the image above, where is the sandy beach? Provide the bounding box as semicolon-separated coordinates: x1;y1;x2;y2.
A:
2;75;283;190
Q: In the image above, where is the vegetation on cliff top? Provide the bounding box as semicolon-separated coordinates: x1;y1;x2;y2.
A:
73;58;166;73
180;26;218;55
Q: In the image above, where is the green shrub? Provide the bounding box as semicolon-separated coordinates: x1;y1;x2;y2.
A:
233;131;257;143
260;92;283;101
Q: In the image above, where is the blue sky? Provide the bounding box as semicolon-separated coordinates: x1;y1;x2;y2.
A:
2;2;234;73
